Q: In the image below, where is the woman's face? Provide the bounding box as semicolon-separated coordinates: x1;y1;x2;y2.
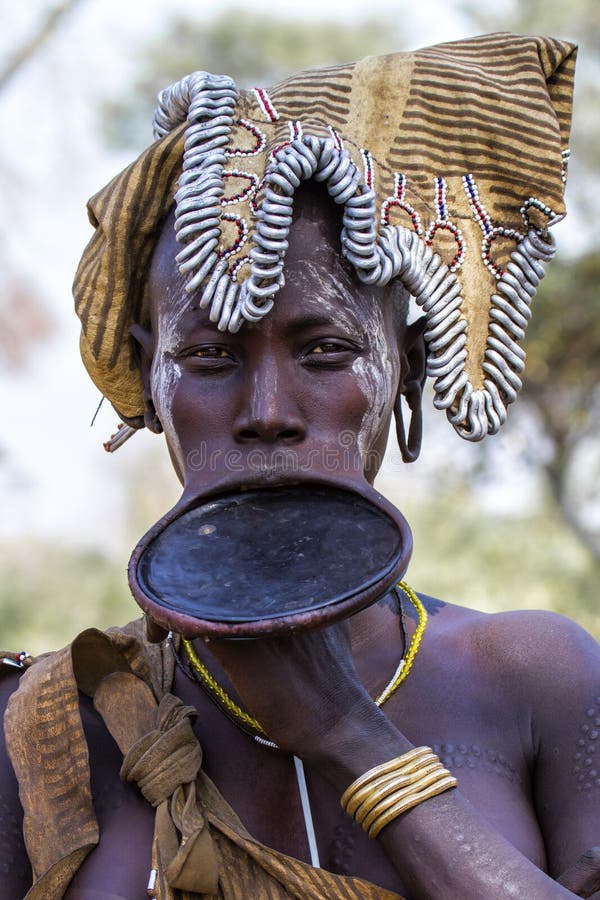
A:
144;194;405;500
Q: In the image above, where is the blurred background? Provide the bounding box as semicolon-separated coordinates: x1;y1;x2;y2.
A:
1;0;598;654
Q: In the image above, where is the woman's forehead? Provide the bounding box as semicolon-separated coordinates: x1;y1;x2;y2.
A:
148;193;388;330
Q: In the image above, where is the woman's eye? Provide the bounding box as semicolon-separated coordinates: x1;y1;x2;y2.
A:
310;342;344;354
303;340;359;365
181;346;235;369
192;347;231;358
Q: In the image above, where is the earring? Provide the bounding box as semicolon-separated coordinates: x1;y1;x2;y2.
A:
394;382;423;463
143;397;163;434
151;411;163;434
103;422;137;453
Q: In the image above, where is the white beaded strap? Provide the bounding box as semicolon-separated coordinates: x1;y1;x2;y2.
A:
372;224;556;440
152;71;239;323
231;135;367;331
151;70;559;441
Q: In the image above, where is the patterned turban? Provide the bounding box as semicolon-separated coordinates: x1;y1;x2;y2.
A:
73;32;577;441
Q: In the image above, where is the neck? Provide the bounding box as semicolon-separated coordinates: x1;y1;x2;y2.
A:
180;588;413;718
348;589;409;697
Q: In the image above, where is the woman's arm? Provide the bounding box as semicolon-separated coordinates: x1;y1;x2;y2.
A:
309;705;587;899
0;671;34;900
210;615;600;899
522;612;600;897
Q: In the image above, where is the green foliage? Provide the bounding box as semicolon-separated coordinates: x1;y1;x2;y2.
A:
101;9;402;148
0;542;134;656
524;251;600;431
459;0;599;43
513;251;600;560
402;485;600;640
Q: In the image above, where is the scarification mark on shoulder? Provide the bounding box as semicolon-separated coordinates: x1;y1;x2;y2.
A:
572;694;600;795
432;742;522;784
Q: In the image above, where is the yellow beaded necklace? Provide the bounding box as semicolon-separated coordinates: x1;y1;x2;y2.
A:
180;581;427;739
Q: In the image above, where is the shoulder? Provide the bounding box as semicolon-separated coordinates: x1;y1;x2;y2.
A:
464;606;599;684
1;648;52;794
424;594;600;712
424;592;598;664
0;653;36;748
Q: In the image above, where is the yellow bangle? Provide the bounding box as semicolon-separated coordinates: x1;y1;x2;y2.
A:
344;752;439;817
355;762;447;827
340;746;433;812
340;747;429;810
359;765;453;830
345;769;414;818
341;747;458;839
368;774;458;838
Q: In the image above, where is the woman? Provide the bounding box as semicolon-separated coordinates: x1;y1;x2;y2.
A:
2;32;599;899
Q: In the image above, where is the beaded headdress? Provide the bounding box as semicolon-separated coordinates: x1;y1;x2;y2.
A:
74;33;576;442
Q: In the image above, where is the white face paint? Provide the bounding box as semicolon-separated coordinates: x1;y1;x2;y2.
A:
286;261;398;461
285;262;364;341
147;205;399;479
150;279;188;471
352;299;397;458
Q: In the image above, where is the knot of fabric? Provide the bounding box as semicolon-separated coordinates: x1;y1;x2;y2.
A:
120;693;202;806
117;692;219;896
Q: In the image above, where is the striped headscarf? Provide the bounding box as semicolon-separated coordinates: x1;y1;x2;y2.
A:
74;32;576;441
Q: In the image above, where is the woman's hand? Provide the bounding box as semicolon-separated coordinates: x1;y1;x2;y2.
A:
206;621;383;761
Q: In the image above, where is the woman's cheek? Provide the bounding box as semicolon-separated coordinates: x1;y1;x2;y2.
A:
351;354;396;459
310;379;374;478
160;368;237;484
150;354;185;471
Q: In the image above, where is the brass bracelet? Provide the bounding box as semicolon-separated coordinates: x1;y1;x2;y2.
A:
368;774;458;838
341;747;458;839
356;762;448;827
346;769;414;818
340;746;433;813
360;766;453;830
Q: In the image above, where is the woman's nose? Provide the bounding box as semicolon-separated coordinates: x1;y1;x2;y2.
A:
232;361;306;444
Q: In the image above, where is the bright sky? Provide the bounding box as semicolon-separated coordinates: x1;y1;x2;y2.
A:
0;0;588;554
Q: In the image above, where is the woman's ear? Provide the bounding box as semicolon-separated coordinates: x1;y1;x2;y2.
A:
394;315;427;463
130;323;163;434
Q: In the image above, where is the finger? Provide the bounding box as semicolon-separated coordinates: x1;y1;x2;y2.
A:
557;847;600;898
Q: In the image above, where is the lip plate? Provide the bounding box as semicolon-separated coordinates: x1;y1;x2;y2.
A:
128;475;413;638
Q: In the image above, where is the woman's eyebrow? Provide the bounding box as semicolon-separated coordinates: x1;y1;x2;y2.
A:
167;303;215;330
283;313;360;338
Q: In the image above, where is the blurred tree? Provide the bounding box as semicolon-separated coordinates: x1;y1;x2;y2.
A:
0;253;53;368
460;0;599;51
0;541;132;655
0;0;85;91
458;0;600;225
0;0;85;368
402;484;600;639
101;9;402;147
520;252;600;559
